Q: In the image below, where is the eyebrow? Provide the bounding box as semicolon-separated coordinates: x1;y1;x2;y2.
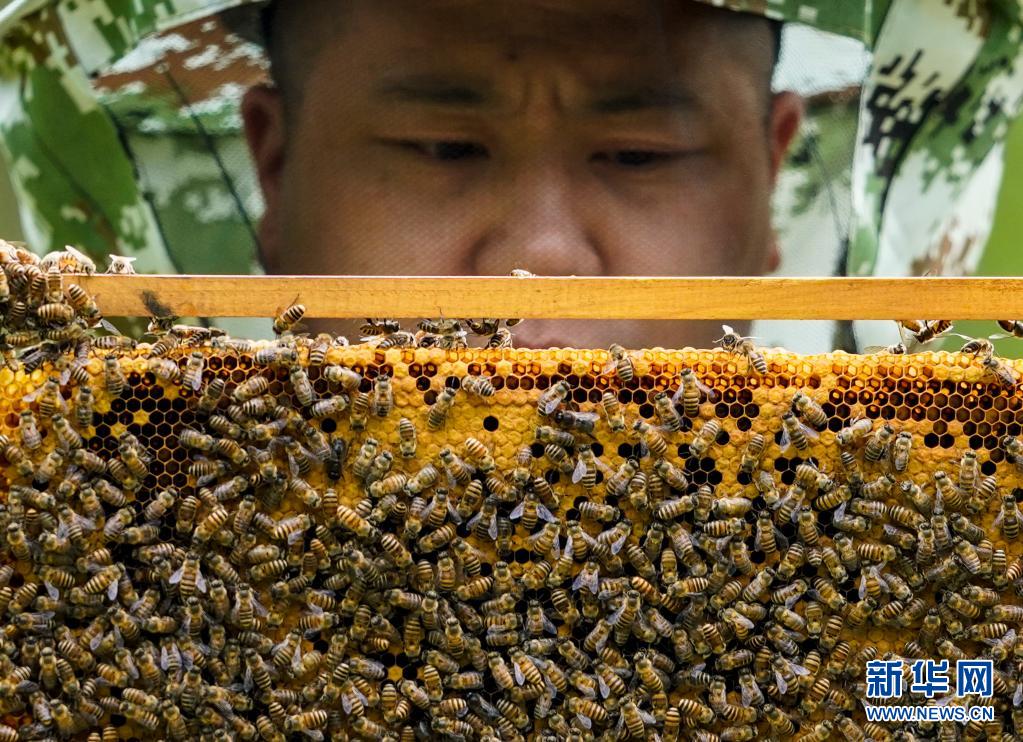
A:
372;74;701;116
588;86;701;115
374;75;494;107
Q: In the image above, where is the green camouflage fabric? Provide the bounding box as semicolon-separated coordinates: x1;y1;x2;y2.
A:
0;0;1019;347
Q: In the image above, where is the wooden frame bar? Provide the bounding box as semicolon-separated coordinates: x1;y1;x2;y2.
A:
74;275;1023;320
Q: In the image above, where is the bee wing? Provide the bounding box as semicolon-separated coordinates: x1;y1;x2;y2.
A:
740;684;757;707
696;380;718;402
778;428;792;453
874;570;890;593
575;713;593;730
774;671;787;695
597;675;610;699
514;664;525;686
572;569;599;594
543;616;557;635
789;661;811;676
640;709;657;725
421;498;437;521
537;504;557;524
602;359;617;375
509;501;525;520
564;535;573;559
107;580;119;601
44;581;59;600
487;515;499;541
252;596;269;617
169;566;184;585
610;531;628;555
572;459;588;484
544;395;562;416
608;602;626;625
800;421;820;440
446;500;463;524
1015;683;1023;708
195;570;207;593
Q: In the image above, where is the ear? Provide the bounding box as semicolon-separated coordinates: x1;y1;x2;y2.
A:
241;84;288;272
767;90;803;183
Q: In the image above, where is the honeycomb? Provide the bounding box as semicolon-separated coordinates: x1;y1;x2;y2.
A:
2;249;1023;740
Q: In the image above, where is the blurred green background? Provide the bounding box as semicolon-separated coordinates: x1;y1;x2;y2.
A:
983;122;1023;278
939;120;1023;357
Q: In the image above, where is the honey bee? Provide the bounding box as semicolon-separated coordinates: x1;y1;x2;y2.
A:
427;387;457;430
169;553;207;599
487;327;513;348
18;409;41;450
148;357;182;383
599;390;627;432
738;432;766;475
689;419;721;458
373;373;393;417
461;374;495;398
273;302;306;335
717;324;767;374
780;411;817;452
904;319;952;344
631;419;668;459
603;343;635;382
984;355;1018;389
995;494;1022;539
36;301;75;326
570;443;607;489
104;253;137;274
792;390;827;429
864;422;894;462
672;367;716;417
323;364;363;391
553;408;599;434
179;351;205;392
537;380;571;417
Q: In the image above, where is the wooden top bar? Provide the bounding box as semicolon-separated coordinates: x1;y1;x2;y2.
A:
72;275;1023;320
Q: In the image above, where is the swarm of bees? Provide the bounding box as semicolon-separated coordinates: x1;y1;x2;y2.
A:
5;246;1023;740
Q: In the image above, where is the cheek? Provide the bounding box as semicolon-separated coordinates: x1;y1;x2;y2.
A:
282;147;484;275
597;164;773;276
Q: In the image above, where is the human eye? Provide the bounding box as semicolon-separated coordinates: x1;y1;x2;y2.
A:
394;139;489;162
590;149;686;169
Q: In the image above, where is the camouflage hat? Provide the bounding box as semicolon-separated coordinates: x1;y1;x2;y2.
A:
0;0;1019;348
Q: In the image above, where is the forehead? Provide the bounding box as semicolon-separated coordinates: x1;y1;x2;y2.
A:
326;0;763;85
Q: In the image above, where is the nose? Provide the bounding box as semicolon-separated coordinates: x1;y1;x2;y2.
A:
472;157;604;277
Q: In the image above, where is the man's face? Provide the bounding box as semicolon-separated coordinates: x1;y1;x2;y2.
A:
244;0;801;348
